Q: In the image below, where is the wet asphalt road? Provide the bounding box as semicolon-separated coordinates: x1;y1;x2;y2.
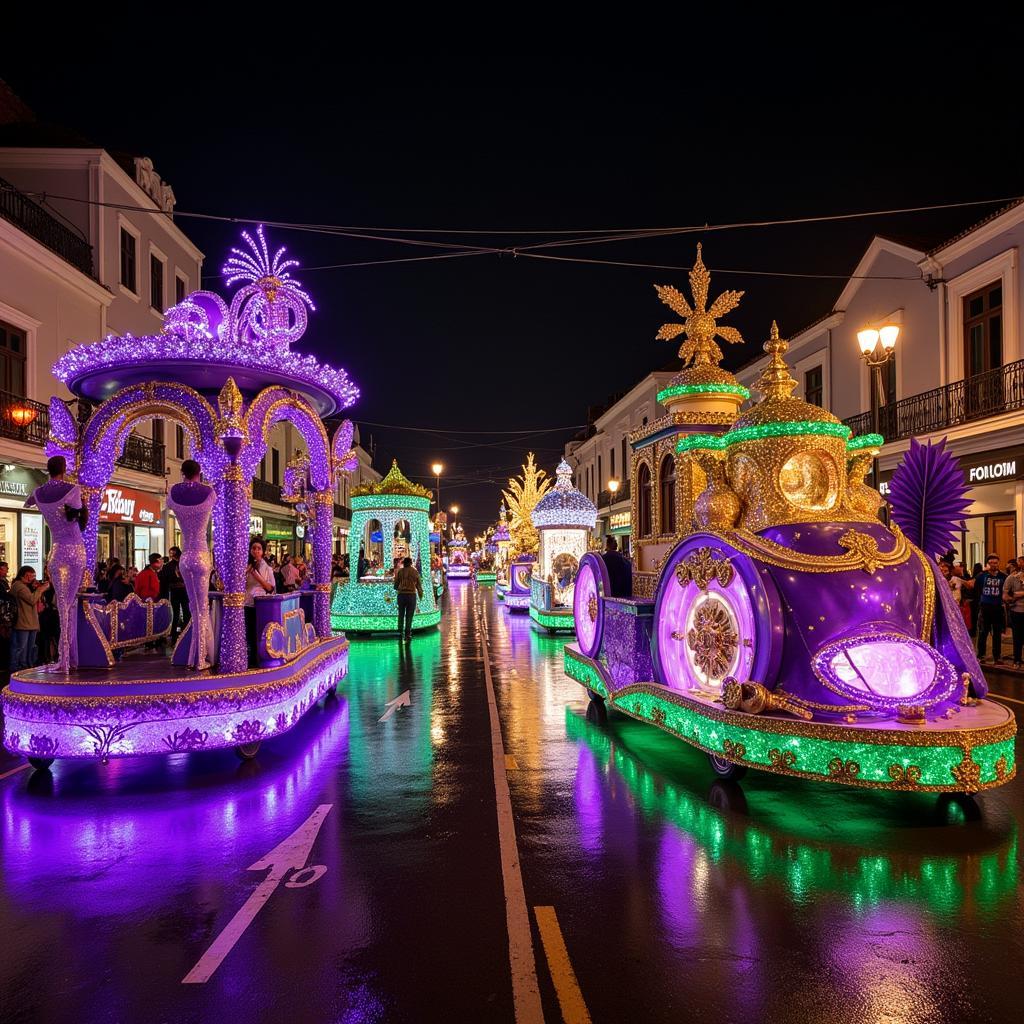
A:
1;582;1023;1024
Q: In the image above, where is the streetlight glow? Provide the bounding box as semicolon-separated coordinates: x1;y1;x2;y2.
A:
608;478;620;494
857;328;879;354
432;462;444;476
879;324;900;350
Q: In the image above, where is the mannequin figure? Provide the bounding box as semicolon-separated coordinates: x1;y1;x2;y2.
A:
165;459;217;669
24;455;86;673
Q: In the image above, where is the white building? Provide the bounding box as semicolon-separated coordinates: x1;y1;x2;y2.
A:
0;92;374;569
564;370;674;554
736;200;1024;568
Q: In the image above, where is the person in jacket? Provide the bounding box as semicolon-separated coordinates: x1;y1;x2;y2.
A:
976;553;1008;664
10;566;49;671
135;553;163;601
393;556;423;640
1003;563;1024;669
159;547;191;641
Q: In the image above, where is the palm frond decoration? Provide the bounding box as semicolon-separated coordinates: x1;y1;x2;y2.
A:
501;452;553;556
888;438;972;560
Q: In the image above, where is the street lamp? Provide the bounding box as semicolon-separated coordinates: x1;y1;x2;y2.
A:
608;478;620;497
432;462;443;516
857;324;900;497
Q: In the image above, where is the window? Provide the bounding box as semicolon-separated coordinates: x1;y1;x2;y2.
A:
150;253;164;311
638;462;652;538
610;447;615;481
0;319;27;397
272;448;280;486
175;424;185;459
621;437;628;483
175;274;187;304
597;455;602;493
804;365;823;407
120;227;137;293
964;283;1003;377
259;456;266;481
659;455;676;534
152;420;164;448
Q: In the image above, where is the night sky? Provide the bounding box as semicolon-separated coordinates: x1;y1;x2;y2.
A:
5;62;1024;532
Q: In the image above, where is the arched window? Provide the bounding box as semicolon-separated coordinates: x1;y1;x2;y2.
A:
638;462;652;538
660;455;676;534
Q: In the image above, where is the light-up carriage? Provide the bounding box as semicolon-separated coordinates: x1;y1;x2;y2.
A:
528;459;597;633
2;229;355;769
565;252;1015;794
330;461;441;634
493;504;512;598
447;523;472;579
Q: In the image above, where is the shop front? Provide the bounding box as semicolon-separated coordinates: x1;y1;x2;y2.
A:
261;515;297;561
880;444;1024;568
0;463;47;574
98;485;164;570
608;510;632;557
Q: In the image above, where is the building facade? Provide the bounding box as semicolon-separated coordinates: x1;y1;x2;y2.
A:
564;371;674;554
736;202;1024;568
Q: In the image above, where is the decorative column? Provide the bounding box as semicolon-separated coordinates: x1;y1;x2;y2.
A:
219;462;251;672
78;485;105;587
310;489;334;637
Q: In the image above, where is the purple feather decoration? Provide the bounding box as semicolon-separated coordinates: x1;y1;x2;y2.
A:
887;438;972;560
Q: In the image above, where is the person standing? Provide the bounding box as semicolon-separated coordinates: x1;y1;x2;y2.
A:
244;538;276;665
601;536;633;597
976;554;1008;664
107;565;134;602
393;556;422;640
10;566;48;671
0;561;14;673
166;461;217;670
135;554;163;600
160;546;191;642
1003;562;1024;669
281;554;300;592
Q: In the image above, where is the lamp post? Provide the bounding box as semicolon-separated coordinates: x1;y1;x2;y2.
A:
857;324;900;497
432;462;443;517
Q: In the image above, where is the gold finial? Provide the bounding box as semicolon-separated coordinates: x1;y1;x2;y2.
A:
218;377;244;419
754;321;798;399
654;244;745;369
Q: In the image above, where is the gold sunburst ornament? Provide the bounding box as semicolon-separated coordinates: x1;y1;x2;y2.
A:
655;244;745;368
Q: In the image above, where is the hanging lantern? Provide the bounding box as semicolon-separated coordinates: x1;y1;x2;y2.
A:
6;402;39;428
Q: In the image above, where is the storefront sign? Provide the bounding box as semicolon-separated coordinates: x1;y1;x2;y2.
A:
20;512;44;576
609;511;631;533
967;459;1017;483
99;486;162;525
263;518;295;541
250;514;264;535
875;445;1024;495
0;464;47;501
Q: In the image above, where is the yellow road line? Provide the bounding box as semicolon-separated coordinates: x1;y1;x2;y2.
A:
505;755;520;771
0;763;29;781
989;692;1024;707
534;906;591;1024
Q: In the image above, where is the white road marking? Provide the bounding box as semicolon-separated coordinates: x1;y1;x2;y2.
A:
378;689;412;723
0;763;29;781
182;804;333;984
477;596;544;1024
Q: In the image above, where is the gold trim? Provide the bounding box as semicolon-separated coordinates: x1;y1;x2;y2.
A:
224;465;244;483
223;592;245;608
723;525;910;574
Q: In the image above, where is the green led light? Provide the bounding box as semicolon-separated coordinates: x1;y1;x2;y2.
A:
676;420;852;455
562;649;608;697
656;382;750;403
351;493;432;512
563;648;1015;790
846;433;885;451
332;608;442;632
476;573;497;583
529;605;576;632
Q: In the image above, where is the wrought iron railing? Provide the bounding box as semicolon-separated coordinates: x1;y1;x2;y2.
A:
843;358;1024;444
253;477;287;505
0;176;94;278
117;434;165;475
0;390;50;446
597;479;631;509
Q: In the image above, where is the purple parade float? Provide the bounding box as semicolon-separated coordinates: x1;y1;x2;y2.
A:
565;248;1016;793
2;228;358;768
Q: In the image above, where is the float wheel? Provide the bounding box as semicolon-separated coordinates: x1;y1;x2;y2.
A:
708;752;747;781
27;757;54;771
235;742;261;760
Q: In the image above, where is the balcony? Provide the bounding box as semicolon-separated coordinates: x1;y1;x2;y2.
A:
0;175;95;278
0;390;50;446
117;434;165;475
334;502;352;521
597;479;631;510
253;477;288;506
843;358;1024;445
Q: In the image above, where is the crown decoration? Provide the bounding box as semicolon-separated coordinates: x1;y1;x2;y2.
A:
655;244;745;369
351;459;432;498
755;321;798;399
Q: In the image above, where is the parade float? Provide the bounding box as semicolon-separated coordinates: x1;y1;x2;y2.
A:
564;246;1016;793
446;522;472;579
330;461;442;634
494;503;512;598
2;227;356;768
501;453;552;611
529;459;596;633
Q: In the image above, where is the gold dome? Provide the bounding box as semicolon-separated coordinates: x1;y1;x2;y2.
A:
666;363;742;389
732;322;842;430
